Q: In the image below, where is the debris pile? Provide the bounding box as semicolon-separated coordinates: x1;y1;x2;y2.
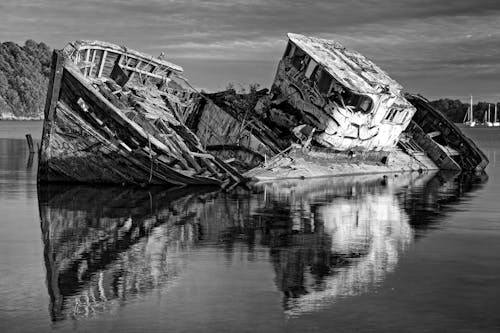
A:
86;76;244;185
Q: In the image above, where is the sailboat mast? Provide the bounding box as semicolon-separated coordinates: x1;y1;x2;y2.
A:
471;95;474;121
495;103;498;122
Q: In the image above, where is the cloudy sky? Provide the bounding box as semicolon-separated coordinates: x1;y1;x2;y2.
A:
1;0;499;101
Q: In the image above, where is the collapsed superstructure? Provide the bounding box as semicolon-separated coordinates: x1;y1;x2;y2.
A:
272;33;415;151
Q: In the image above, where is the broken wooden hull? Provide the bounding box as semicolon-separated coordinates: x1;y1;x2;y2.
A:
406;94;489;171
38;42;243;186
270;34;416;152
181;90;286;172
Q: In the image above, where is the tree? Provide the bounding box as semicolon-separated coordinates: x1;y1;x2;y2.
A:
0;40;51;118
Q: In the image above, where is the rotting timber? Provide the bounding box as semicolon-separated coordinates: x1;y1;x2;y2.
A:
186;33;488;181
38;40;244;187
404;94;488;171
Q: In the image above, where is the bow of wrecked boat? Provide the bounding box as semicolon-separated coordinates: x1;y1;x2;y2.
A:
38;40;244;187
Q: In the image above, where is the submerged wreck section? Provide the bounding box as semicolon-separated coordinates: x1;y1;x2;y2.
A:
38;40;244;187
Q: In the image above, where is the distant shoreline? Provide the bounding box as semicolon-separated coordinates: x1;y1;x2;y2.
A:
0;117;43;121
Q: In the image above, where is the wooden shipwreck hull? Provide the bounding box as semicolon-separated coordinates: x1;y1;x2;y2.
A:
38;40;244;186
38;36;488;186
405;94;489;171
181;89;289;172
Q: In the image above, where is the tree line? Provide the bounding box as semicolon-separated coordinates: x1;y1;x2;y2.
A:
429;98;500;123
0;40;51;119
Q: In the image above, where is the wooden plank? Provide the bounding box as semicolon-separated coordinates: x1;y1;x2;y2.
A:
43;51;65;121
39;51;64;178
97;50;107;78
121;64;165;80
55;64;234;186
199;157;220;176
62;67;203;175
101;52;119;77
54;100;199;186
72;43;183;73
89;49;97;77
84;49;90;76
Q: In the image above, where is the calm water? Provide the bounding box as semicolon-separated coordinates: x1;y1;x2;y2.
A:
1;121;499;332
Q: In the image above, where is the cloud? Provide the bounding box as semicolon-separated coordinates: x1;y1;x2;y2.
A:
1;0;499;99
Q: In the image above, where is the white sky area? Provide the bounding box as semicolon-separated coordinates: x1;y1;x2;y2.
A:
1;0;500;101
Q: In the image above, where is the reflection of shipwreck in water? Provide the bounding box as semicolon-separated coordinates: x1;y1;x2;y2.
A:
252;171;487;316
39;185;216;321
38;40;243;187
39;171;486;321
254;173;426;315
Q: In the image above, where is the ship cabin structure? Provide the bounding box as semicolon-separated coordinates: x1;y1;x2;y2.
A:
272;33;416;152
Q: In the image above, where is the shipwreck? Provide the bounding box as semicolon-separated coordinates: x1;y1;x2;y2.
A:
39;34;488;187
38;40;244;187
185;33;488;180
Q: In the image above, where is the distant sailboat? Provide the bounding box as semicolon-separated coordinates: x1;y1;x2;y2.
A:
464;95;476;127
494;103;500;127
486;104;493;127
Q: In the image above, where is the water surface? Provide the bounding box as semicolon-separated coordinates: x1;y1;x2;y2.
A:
0;121;499;332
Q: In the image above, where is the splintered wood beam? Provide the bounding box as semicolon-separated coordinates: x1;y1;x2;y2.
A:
97;50;107;78
120;65;164;80
89;49;97;77
44;51;65;122
84;49;90;76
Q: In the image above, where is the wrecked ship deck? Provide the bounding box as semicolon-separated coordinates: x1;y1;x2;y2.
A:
245;145;437;181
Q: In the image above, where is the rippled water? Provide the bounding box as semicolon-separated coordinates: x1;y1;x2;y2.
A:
1;121;499;332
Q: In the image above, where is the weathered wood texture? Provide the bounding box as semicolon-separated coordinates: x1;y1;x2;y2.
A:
245;146;438;181
187;99;275;170
179;88;302;171
38;50;65;182
39;42;244;186
405;121;461;171
406;94;489;170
